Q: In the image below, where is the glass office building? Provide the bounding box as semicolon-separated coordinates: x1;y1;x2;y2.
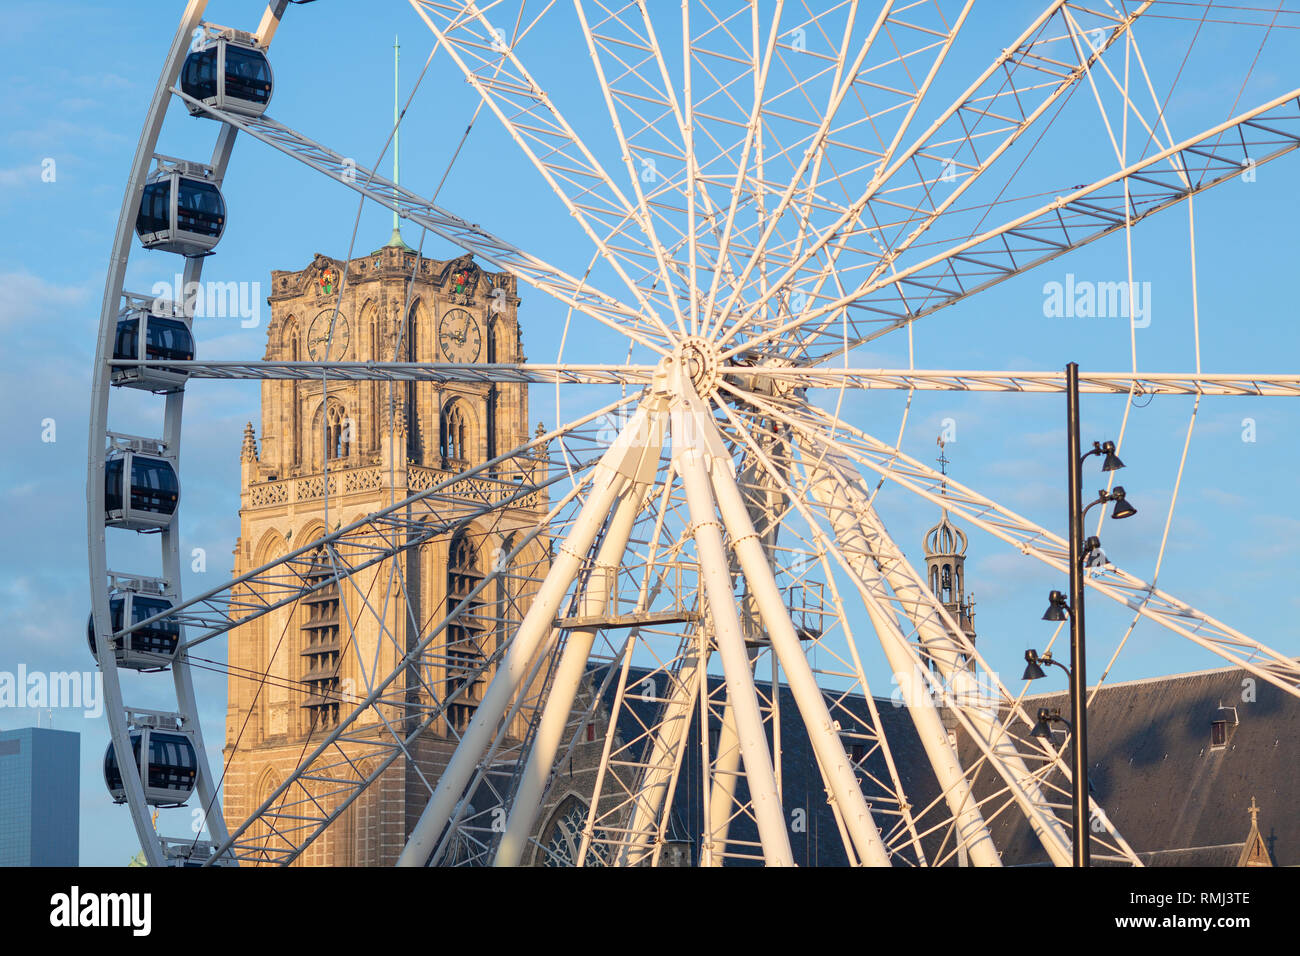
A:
0;728;79;866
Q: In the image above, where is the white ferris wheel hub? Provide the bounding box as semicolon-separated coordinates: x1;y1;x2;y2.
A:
665;335;721;399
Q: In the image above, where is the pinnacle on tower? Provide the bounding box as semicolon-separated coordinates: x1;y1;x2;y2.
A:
241;422;258;463
388;396;407;436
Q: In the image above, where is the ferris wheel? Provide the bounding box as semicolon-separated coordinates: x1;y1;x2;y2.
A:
87;0;1300;867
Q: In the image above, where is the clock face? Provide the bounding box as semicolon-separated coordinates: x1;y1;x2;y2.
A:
439;308;482;363
306;310;351;361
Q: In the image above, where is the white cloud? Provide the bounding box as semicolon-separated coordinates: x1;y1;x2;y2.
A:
0;164;41;187
0;270;90;329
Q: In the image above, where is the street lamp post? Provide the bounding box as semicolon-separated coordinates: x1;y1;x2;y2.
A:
1057;363;1137;866
1065;362;1090;868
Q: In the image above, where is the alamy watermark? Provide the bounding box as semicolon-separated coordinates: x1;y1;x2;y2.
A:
1042;273;1152;328
151;273;262;329
0;666;103;718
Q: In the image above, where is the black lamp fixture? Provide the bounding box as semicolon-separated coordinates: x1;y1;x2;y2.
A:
1096;440;1125;472
1022;649;1047;681
1109;486;1138;520
1023;647;1073;682
1031;707;1070;739
1041;590;1070;622
1082;487;1139;522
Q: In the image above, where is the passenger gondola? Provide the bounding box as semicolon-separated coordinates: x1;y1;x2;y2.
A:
135;163;226;256
104;728;198;807
112;296;194;392
88;588;179;670
181;32;273;118
104;450;180;531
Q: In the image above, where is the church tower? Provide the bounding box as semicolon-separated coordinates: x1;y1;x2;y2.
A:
222;241;547;865
923;440;976;667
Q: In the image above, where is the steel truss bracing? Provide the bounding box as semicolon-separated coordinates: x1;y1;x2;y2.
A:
89;0;1299;868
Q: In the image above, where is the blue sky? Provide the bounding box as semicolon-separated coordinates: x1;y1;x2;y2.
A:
1;1;1298;865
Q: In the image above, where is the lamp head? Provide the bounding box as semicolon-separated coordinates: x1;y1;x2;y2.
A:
1022;649;1046;681
1110;487;1138;519
1032;708;1056;739
1042;590;1070;622
1100;440;1125;472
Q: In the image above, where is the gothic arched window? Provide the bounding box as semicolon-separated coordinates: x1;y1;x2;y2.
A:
301;546;341;731
446;531;486;734
441;400;470;465
325;400;350;460
538;795;604;867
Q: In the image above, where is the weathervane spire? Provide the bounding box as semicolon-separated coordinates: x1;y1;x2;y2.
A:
385;34;412;250
936;435;950;497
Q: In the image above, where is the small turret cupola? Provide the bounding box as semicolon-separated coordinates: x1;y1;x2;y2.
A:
923;439;976;653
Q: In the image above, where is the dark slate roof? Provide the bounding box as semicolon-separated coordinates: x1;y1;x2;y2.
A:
1139;845;1245;867
955;664;1297;866
590;661;1296;866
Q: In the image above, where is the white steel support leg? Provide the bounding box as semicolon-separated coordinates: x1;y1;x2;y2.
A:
705;433;784;864
494;481;652;866
802;462;1004;867
853;501;1075;866
709;461;894;865
806;446;1074;866
398;404;663;866
672;393;794;866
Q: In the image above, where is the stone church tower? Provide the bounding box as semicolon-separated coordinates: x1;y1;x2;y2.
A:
222;241;548;865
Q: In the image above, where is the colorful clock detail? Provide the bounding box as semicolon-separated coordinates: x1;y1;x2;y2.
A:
306;310;351;361
319;267;338;296
439;308;482;363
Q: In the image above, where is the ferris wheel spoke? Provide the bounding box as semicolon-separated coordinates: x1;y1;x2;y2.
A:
410;0;687;342
1062;8;1182;172
112;359;662;385
721;85;1300;364
716;396;1016;865
715;2;1153;355
720;391;1151;864
145;401;629;652
714;1;973;338
572;0;703;334
801;457;1139;864
756;0;971;357
400;398;669;865
728;366;1300;397
174;90;673;355
217;453;607;865
784;399;1300;701
571;0;777;331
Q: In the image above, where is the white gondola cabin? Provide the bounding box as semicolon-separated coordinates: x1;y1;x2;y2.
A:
88;588;180;670
135;162;226;256
105;449;180;531
104;728;198;807
181;31;273;118
112;294;194;392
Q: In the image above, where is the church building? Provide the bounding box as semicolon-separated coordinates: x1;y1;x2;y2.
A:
222;235;548;865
